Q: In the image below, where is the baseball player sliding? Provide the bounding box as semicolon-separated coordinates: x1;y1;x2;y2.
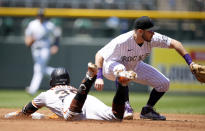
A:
94;16;198;120
25;8;61;95
5;62;134;121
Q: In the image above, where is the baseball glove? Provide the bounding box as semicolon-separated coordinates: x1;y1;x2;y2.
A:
190;62;205;83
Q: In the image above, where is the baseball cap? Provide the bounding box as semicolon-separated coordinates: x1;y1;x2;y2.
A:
134;16;157;30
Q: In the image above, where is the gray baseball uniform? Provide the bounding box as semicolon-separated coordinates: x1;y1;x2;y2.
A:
32;85;117;120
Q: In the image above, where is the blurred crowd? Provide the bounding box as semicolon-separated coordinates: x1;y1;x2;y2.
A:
0;0;205;43
0;0;204;11
0;17;205;43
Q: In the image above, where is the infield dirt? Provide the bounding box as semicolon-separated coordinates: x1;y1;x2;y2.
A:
0;108;205;131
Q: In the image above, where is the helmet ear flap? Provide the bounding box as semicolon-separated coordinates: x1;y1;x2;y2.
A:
50;79;54;87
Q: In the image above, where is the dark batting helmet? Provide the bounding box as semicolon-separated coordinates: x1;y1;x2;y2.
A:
50;67;70;87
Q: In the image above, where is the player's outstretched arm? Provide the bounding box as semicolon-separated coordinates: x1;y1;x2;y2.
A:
5;101;46;119
64;62;97;120
169;39;205;83
95;52;104;91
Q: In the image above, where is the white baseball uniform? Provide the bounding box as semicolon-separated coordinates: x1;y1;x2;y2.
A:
98;30;172;92
32;85;117;121
25;19;60;95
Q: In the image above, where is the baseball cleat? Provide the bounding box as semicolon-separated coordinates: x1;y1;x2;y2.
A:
124;111;134;120
115;70;137;80
87;62;98;78
123;101;134;120
140;106;166;120
4;111;21;118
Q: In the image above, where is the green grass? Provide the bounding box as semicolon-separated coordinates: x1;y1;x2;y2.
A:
0;90;36;108
90;91;205;114
0;90;205;114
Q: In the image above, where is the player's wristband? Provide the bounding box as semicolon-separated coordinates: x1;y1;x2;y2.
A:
183;54;192;65
97;68;103;79
22;101;38;115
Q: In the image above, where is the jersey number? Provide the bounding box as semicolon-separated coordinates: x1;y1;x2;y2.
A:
55;89;70;100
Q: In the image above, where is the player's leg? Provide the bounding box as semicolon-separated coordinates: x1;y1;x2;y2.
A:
63;62;98;120
112;78;132;120
26;62;43;95
114;70;137;120
103;61;136;119
112;80;126;120
134;61;169;120
81;71;136;121
26;49;47;95
40;48;55;76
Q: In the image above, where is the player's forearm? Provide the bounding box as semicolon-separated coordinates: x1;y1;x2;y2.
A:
95;52;104;68
169;39;188;56
95;52;104;79
25;36;35;47
170;39;192;65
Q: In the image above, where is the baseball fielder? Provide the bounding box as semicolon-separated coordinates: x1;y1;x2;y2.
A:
94;16;195;120
5;62;133;121
24;9;61;95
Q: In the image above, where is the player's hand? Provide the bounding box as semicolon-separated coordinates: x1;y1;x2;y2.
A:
94;78;104;91
50;45;59;55
25;36;35;47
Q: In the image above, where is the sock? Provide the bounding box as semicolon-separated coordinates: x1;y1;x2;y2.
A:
112;80;127;120
116;79;129;103
147;88;165;107
125;85;129;102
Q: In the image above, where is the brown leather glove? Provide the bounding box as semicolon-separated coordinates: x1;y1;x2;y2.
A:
190;62;205;83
